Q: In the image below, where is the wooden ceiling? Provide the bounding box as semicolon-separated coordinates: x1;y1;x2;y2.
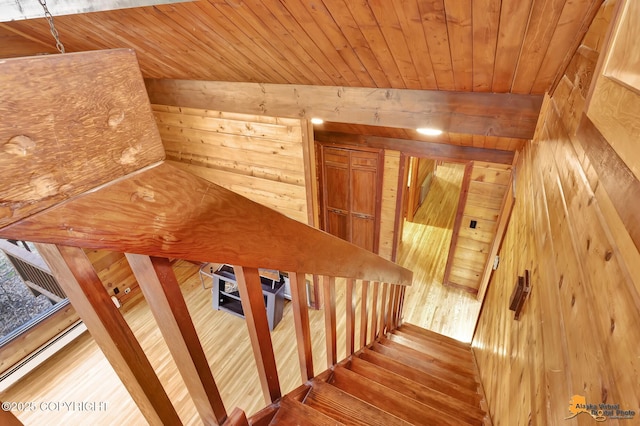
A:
1;0;601;95
0;0;603;155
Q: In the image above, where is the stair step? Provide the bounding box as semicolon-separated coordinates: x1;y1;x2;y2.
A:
305;379;411;426
330;365;470;426
347;357;486;423
269;397;346;425
388;331;475;367
371;342;479;390
357;348;482;406
399;323;471;351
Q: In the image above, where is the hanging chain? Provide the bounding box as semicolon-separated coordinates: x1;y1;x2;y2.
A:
38;0;65;53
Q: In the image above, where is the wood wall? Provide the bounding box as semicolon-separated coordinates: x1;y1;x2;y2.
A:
379;151;401;261
445;162;511;293
152;105;311;224
473;2;640;424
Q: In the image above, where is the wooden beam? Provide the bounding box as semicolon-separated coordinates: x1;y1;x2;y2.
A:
126;254;227;425
0;50;165;229
145;80;543;140
576;114;640;252
233;266;281;404
315;131;516;165
0;0;193;22
1;163;412;287
34;244;180;426
322;275;337;368
288;271;314;382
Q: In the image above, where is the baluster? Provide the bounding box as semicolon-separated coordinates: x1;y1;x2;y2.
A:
379;282;388;336
288;271;314;381
127;254;227;425
234;266;281;403
346;278;355;355
36;244;181;426
397;286;407;327
322;275;337;367
359;280;369;349
391;285;401;329
387;285;398;331
370;281;379;342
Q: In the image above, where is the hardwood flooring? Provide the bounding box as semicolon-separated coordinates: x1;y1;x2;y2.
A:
0;164;482;425
398;162;483;343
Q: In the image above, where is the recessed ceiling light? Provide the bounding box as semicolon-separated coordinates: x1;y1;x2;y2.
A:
311;118;324;125
416;127;443;136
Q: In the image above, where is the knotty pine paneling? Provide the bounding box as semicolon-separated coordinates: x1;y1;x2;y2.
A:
473;2;640;424
152;105;310;224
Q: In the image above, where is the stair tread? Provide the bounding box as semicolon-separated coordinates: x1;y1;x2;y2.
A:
399;323;471;350
347;357;486;423
391;328;475;360
358;348;482;406
331;365;474;426
388;331;475;366
371;342;479;390
306;379;411;426
269;397;346;426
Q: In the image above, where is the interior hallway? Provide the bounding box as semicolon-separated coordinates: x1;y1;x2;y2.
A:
398;162;483;343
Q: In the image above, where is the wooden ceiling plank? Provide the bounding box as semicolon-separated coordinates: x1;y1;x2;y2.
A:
417;0;456;90
532;0;603;94
511;0;566;94
203;1;313;84
260;0;361;87
321;0;392;87
443;0;473;91
191;2;292;84
142;5;262;82
281;0;370;86
471;0;501;92
368;0;423;89
343;0;408;88
146;80;543;139
389;0;438;90
491;0;534;92
244;0;344;85
289;0;376;87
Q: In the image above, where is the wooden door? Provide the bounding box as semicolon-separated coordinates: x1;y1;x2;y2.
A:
320;145;382;253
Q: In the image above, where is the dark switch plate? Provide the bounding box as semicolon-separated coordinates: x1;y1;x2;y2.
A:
470;220;477;228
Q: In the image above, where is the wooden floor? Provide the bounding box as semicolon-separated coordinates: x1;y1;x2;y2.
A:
0;164;482;425
398;162;483;343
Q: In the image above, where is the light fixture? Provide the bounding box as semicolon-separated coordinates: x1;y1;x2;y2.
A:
310;118;324;125
416;127;443;136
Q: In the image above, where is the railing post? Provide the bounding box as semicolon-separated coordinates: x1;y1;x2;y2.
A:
346;278;355;355
288;271;314;381
233;266;281;403
126;254;227;425
386;284;397;331
370;281;379;342
379;282;388;335
359;280;369;349
391;285;401;329
35;244;181;426
397;286;406;327
322;275;337;367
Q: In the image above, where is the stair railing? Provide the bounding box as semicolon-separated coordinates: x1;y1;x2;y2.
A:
0;49;412;426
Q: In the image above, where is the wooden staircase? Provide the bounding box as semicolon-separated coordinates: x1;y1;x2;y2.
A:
252;323;489;426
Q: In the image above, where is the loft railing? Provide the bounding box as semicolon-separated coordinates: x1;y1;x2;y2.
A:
0;50;412;425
